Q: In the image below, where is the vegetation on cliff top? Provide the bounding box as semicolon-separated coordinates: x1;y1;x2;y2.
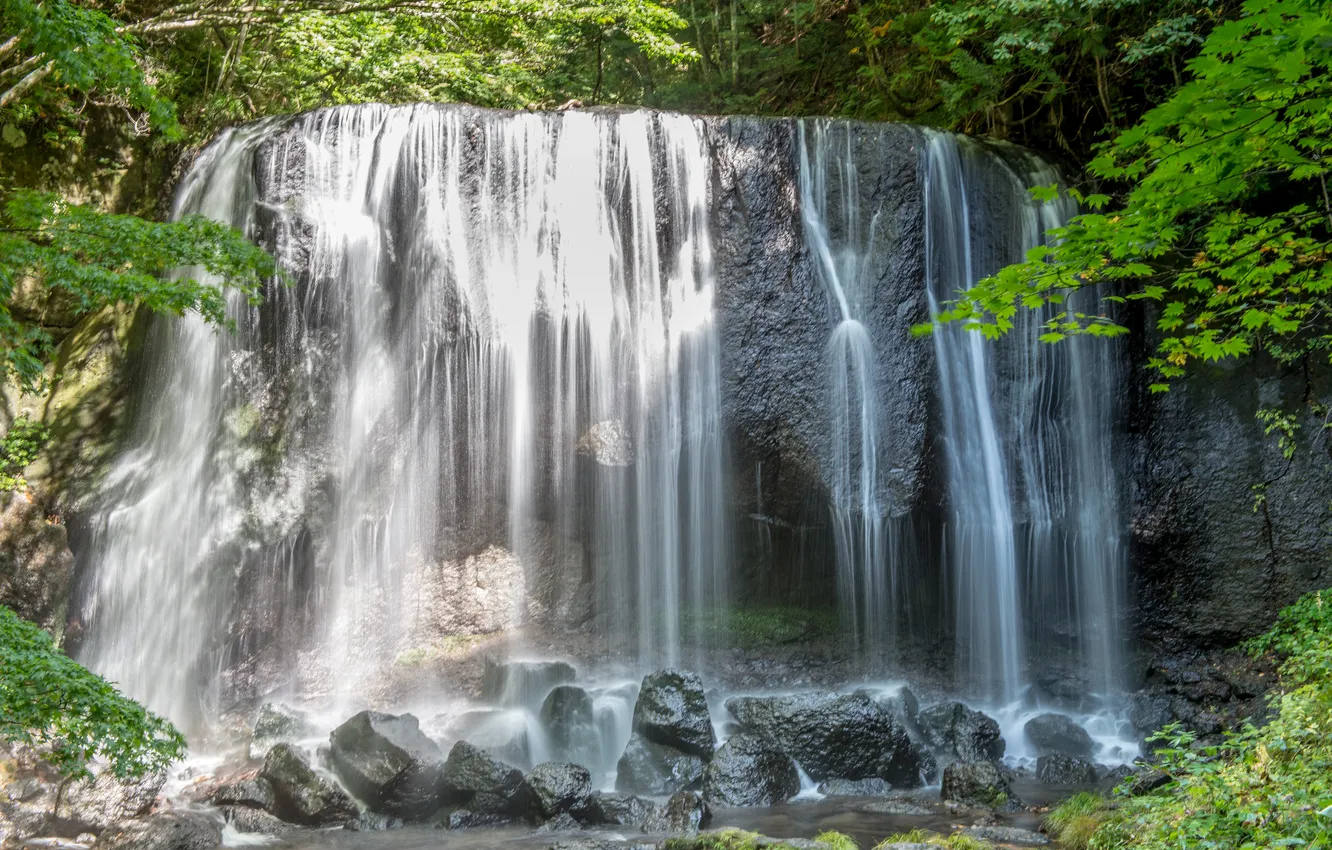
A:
941;0;1332;391
1046;586;1332;850
0;604;185;780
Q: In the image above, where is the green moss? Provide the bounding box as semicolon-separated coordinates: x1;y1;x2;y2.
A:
392;633;487;667
682;605;840;649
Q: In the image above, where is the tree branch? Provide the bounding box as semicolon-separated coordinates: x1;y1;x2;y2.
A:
0;60;55;109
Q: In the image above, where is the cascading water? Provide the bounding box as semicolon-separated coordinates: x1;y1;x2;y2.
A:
921;130;1126;705
75;105;730;732
796;120;893;656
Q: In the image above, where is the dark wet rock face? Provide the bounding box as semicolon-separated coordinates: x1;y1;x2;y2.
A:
644;790;712;834
591;793;659;829
91;811;222;850
1024;713;1093;759
726;692;926;785
327;711;443;819
261;743;358;826
210;777;276;811
1036;753;1098;785
223;806;297;836
940;760;1014;808
525;762;594;822
917;702;1005;766
440;741;527;813
702;734;800;807
615;733;705;795
631;670;716;757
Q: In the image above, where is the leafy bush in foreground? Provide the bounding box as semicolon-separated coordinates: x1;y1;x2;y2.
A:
0;605;185;780
1055;587;1332;849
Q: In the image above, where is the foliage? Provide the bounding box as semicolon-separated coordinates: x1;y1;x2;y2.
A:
1044;792;1114;850
1067;587;1332;850
1246;587;1332;681
937;0;1332;389
0;0;177;133
0;605;186;781
874;829;992;850
0;189;277;390
0;416;48;492
812;832;858;850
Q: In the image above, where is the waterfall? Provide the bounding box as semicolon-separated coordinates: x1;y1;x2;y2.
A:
796;120;893;656
71;106;1127;736
75;105;730;729
922;130;1125;704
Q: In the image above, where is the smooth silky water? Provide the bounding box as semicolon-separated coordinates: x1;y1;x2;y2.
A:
71;106;1138;847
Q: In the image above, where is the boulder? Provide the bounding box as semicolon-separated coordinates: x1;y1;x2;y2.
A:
591;793;658;829
221;806;296;836
260;743;358;826
440;741;527;814
817;778;892;797
916;702;1004;765
54;767;166;833
445;808;514;829
534;812;584;834
328;711;444;819
541;686;598;756
644;791;711;834
482;659;576;708
725;692;926;786
345;812;404;831
939;760;1014;809
526;762;594;822
1024;713;1094;759
91;811;222;850
615;733;705;796
250;702;315;759
209;777;275;811
702;734;799;807
631;670;715;757
1036;754;1098;785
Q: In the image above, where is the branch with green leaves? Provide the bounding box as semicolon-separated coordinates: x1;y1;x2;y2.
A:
930;0;1332;391
0;188;278;391
0;605;186;781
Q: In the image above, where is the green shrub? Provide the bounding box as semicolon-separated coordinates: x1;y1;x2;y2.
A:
1067;586;1332;850
0;605;186;780
1044;793;1111;850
